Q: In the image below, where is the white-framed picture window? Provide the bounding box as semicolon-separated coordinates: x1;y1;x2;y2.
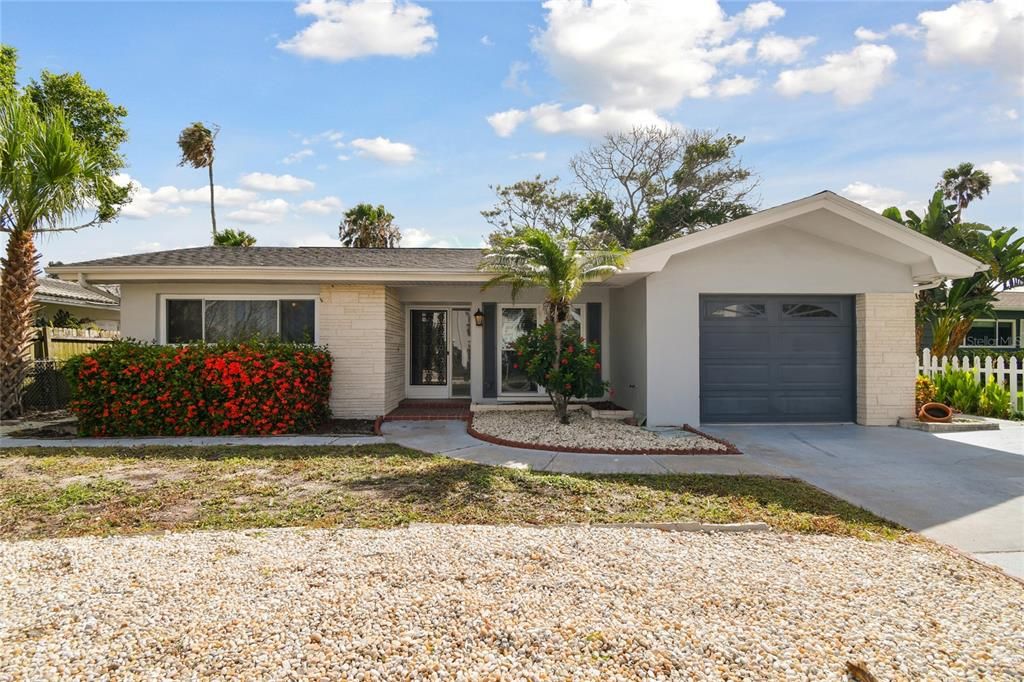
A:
497;303;585;396
160;295;318;344
961;319;1016;349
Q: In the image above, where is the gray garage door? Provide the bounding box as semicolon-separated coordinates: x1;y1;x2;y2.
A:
699;295;855;423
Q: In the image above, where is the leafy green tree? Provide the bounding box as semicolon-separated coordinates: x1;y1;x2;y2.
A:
884;171;1022;356
0;93;121;417
213;228;257;247
339;203;401;247
480;228;626;422
0;46;16;97
177;122;219;240
481;175;594;246
570;127;757;248
939;162;992;220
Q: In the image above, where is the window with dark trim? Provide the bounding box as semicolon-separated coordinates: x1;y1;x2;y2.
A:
782;303;839;318
164;298;315;343
708;303;766;318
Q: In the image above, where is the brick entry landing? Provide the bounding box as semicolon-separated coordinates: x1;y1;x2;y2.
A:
383;400;472;422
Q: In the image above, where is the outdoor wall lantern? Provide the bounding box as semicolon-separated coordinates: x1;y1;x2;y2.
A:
473;308;485;327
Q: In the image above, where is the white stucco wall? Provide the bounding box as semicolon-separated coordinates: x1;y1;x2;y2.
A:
643;225;915;426
609;279;647;420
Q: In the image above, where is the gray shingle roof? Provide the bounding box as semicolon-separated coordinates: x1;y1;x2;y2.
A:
53;246;486;271
35;277;120;306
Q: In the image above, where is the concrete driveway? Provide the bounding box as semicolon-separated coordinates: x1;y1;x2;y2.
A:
706;422;1024;579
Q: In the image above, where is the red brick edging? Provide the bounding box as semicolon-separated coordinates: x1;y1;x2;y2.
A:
465;413;741;456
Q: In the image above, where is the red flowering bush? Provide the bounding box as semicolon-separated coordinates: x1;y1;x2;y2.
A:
64;339;332;437
514;323;605;419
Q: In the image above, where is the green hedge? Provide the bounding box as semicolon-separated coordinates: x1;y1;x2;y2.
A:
64;339;332;437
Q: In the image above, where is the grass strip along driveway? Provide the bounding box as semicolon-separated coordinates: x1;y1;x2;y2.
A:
0;444;904;541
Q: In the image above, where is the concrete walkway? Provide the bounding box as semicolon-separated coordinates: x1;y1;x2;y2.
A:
706;422;1024;579
380;420;779;475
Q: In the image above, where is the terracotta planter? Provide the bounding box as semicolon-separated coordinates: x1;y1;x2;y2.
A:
918;402;953;423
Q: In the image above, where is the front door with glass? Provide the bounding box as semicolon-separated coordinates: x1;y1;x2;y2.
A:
407;307;471;399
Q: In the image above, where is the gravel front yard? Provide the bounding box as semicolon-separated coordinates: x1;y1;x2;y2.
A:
1;525;1020;680
471;409;730;452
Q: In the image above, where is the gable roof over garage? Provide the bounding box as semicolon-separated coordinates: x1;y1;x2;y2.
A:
611;191;986;288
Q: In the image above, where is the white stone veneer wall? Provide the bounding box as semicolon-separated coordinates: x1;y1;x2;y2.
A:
856;292;917;425
384;287;405;414
319;284;387;418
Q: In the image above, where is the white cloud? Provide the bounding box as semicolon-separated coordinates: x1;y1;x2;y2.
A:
733;1;785;31
714;75;758;97
299;196;344;214
112;175;258;219
775;44;897;105
533;0;786;111
918;0;1024;91
282;149;314;164
402;228;439;247
854;26;886;42
756;34;816;64
117;184;191;220
502;61;530;93
511;151;547;161
302;129;344;146
525;103;675;137
979;160;1024;185
480;35;493;47
178;186;257;206
277;0;437;61
350;136;417;163
239;172;315;193
854;23;921;42
228;198;290;224
486;109;528;137
1003;108;1019;120
840;182;922;213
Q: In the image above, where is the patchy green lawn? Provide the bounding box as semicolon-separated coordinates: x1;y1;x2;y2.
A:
0;444;905;541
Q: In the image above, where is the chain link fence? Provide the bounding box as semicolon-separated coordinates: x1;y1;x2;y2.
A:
21;360;71;411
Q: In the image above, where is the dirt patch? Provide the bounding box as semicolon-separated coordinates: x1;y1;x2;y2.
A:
307;419;377;435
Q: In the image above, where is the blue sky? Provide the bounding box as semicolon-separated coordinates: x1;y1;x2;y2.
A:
5;0;1022;265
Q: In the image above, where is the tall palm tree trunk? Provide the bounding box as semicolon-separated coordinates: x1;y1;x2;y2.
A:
208;161;217;239
546;300;571;424
0;229;40;418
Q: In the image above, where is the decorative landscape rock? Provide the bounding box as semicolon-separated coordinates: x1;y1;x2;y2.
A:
469;409;733;453
1;526;1021;680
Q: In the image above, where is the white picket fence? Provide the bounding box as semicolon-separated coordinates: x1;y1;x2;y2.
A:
919;348;1023;411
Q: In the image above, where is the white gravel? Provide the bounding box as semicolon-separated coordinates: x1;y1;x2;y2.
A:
2;526;1021;680
472;409;728;451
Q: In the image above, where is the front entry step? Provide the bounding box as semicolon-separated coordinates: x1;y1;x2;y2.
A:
384;400;472;422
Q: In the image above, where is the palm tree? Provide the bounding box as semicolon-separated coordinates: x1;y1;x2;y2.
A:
939;162;991;220
339;203;401;247
177;122;218;240
0;93;119;417
213;227;257;247
480;228;626;422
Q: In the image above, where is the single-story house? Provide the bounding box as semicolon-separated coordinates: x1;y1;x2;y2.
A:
34;277;120;331
48;191;983;427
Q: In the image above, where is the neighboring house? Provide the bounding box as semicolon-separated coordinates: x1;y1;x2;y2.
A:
34;277;120;331
961;289;1024;351
48;191;982;427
